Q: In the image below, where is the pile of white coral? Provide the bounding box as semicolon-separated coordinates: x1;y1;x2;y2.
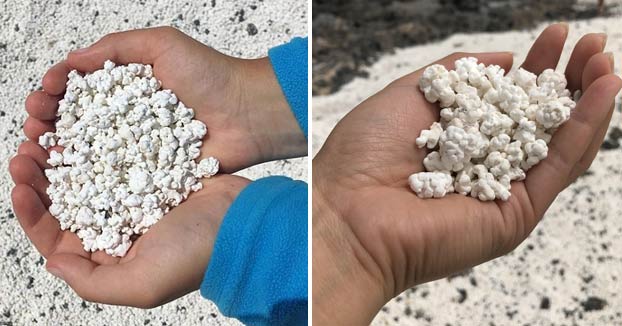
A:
40;60;219;256
409;57;576;201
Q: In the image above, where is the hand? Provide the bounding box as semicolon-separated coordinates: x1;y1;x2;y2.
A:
24;26;306;173
312;23;620;324
11;26;272;307
10;146;250;307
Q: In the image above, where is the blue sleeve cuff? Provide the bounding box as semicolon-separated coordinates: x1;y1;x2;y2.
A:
268;37;308;138
200;176;308;326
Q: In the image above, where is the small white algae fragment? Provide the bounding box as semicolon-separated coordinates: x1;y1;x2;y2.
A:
408;172;454;198
42;60;220;256
38;131;57;148
415;122;443;149
410;57;575;201
196;157;220;178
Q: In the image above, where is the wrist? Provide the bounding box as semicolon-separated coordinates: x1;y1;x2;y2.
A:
239;57;307;163
195;177;250;251
312;182;387;325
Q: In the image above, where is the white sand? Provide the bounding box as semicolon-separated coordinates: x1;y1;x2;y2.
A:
0;1;307;325
313;16;622;325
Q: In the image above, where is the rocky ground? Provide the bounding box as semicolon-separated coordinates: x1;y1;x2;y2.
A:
0;1;307;325
313;0;613;95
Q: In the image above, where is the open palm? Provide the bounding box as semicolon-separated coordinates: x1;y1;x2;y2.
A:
313;24;620;323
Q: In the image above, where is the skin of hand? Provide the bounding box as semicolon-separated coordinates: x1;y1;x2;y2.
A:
23;26;307;173
312;23;621;325
9;26;302;308
11;162;249;308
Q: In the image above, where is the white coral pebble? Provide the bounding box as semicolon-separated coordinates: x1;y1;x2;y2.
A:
408;172;453;198
196;157;220;178
411;57;575;201
41;60;220;256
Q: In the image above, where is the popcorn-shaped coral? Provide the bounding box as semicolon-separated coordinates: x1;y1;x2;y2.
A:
41;60;219;256
410;57;575;201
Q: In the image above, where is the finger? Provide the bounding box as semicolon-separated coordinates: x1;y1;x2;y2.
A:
11;184;60;257
581;52;613;91
25;91;61;121
67;26;181;72
17;140;51;169
42;61;71;96
525;73;622;217
569;52;615;181
564;33;607;92
46;254;154;307
393;51;514;87
23;117;54;141
521;23;569;74
9;154;51;206
10;157;87;259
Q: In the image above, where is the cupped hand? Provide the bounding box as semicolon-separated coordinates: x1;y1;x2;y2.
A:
24;26;306;173
12;27;286;307
313;23;620;324
10;144;250;307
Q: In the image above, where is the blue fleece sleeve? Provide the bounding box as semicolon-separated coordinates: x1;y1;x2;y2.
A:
268;37;308;137
200;176;308;326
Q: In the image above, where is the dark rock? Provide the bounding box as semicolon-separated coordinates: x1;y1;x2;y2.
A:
312;0;613;95
456;288;467;303
236;9;246;22
540;297;550;310
246;23;258;35
581;297;607;311
26;276;34;289
601;127;622;150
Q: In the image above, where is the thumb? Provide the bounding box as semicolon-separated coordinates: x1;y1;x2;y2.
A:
46;253;152;307
66;26;183;72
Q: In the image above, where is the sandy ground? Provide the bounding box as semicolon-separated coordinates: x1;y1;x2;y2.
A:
0;1;307;325
313;17;622;325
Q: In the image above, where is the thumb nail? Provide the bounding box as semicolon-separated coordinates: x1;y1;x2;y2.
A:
47;267;64;280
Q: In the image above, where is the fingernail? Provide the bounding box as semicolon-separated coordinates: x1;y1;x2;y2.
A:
70;46;90;54
605;52;614;71
557;21;569;33
491;51;514;57
47;268;64;280
598;33;608;50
